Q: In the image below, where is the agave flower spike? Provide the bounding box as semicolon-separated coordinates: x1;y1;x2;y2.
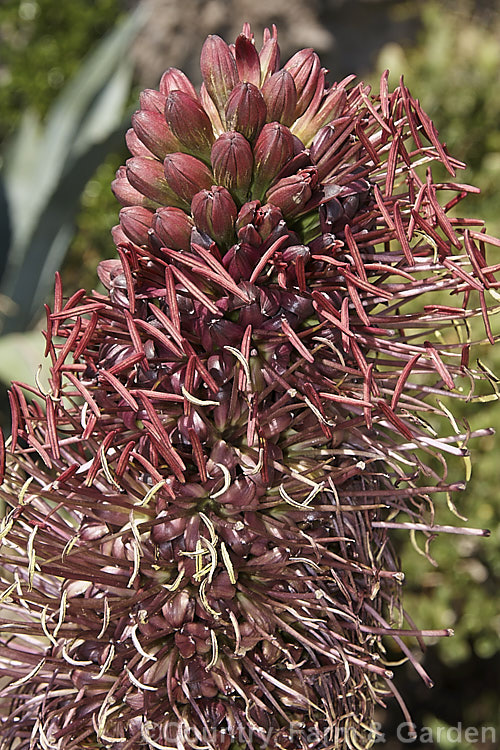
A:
0;23;499;750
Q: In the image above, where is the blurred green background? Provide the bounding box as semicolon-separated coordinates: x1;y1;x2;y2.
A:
0;0;498;747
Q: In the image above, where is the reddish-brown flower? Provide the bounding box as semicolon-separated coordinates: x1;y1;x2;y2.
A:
0;21;498;750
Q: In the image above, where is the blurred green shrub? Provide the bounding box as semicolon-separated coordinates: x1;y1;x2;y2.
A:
0;5;143;335
375;2;500;743
62;148;128;295
0;0;131;299
377;0;500;233
0;0;123;144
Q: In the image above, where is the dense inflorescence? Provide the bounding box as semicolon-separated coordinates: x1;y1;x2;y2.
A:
0;23;498;750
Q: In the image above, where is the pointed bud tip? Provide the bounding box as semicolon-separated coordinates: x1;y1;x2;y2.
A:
159;67;198;99
191;186;238;248
165;90;214;156
163;153;214;206
225;82;267;142
200;34;239;117
211;131;254;200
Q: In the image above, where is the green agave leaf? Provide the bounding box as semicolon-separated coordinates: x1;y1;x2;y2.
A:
72;59;134;157
0;328;49;390
1;110;42;254
2;127;128;333
0;4;147;335
3;6;145;254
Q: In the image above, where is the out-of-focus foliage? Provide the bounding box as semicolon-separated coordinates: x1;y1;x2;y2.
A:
375;2;500;745
0;0;124;325
0;0;123;145
0;0;131;297
377;0;500;233
62;150;128;294
0;6;143;334
375;0;500;657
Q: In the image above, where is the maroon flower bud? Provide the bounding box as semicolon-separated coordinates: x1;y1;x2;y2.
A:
139;88;166;114
319;196;343;233
96;258;126;289
163;153;214;207
162;590;194;628
222;242;260;282
191;186;238;248
152;207;194;251
211;131;253;203
260;412;293;438
203;316;244;349
111;223;128;246
282;243;311;282
126;157;183;207
293;79;347;146
159;67;199;99
224;82;267;142
284;48;321;117
200;35;239;119
255;203;284;240
125;127;153;158
235;200;260;232
259;30;280;84
174;630;196;658
177;411;208;443
310;123;337;163
238;223;261;246
210;570;236;599
265;167;318;219
175;622;211;657
165;90;215;158
234;33;261;86
261;70;298;127
112;165;159;208
131;110;182;160
119;206;154;246
281;243;311;264
252;122;295;198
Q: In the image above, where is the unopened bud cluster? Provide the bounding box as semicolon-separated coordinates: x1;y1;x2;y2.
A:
113;26;348;254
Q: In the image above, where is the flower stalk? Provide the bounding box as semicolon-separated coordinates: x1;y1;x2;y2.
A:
0;23;499;750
